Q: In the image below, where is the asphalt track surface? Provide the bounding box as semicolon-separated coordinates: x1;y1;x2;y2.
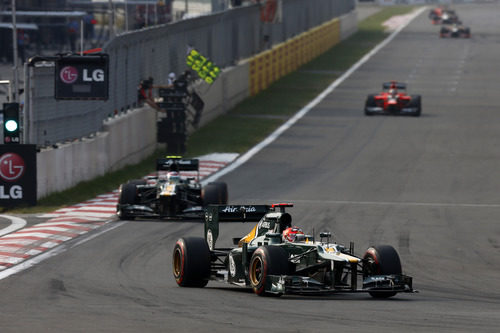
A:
1;4;500;332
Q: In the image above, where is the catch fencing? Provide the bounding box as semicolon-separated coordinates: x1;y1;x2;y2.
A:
23;0;355;146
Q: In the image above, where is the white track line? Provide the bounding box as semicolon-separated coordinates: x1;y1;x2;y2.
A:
0;215;27;237
201;7;426;186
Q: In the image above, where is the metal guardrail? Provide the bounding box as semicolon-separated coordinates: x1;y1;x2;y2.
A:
23;0;355;146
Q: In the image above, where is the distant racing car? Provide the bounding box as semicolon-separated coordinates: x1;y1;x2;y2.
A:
116;157;228;220
429;7;459;25
365;81;421;117
172;203;415;298
440;23;471;38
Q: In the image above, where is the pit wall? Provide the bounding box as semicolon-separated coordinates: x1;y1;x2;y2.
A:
36;10;357;200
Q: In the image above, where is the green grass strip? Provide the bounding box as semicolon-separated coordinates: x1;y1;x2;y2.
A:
5;6;414;214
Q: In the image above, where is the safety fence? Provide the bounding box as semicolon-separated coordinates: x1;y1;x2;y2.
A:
24;0;354;146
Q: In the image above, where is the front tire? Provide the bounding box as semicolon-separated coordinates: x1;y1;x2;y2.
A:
364;94;377;116
172;237;211;287
249;246;289;296
117;183;137;220
363;245;402;298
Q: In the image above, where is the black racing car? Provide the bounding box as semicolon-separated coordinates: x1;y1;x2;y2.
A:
173;203;415;298
116;157;228;220
440;24;471;38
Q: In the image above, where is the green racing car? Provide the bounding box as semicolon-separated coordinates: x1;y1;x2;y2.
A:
172;203;415;298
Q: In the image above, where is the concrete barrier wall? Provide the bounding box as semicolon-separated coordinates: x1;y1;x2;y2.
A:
194;62;251;128
36;10;357;199
340;9;359;40
37;107;157;199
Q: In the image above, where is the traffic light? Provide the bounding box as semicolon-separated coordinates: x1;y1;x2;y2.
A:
3;103;20;144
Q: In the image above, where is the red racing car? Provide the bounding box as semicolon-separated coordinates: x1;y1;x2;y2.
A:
429;7;459;25
364;81;421;117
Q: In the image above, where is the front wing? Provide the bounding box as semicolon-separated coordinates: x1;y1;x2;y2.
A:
264;274;414;296
116;203;204;219
365;106;419;116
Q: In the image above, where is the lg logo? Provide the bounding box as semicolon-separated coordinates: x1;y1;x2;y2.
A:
60;66;78;84
0;153;25;182
0;153;25;200
83;69;105;82
60;66;105;83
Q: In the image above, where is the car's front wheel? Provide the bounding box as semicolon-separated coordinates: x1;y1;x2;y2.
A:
364;94;377;116
117;183;137;220
249;246;289;296
363;245;402;298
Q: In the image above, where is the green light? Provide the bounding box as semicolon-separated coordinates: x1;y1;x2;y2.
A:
5;120;18;132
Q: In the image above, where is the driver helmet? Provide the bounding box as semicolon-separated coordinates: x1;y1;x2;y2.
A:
167;171;180;184
168;72;176;85
283;226;305;242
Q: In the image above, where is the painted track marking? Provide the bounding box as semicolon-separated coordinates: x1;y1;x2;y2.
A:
0;215;27;237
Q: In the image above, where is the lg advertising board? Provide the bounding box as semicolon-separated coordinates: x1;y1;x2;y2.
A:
55;54;109;100
0;145;37;207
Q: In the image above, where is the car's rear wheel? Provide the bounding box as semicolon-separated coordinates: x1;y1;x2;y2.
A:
363;245;402;298
202;182;228;205
117;183;137;220
409;95;421;117
364;94;377;116
249;246;289;296
172;237;211;287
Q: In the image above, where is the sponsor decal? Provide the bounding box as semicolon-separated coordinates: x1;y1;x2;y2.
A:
205;211;213;222
0;153;25;182
82;69;105;82
229;254;236;277
221;206;257;213
0;145;37;206
260;221;271;229
0;184;22;199
59;66;78;84
206;229;214;250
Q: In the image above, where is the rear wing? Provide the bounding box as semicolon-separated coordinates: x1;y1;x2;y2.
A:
204;205;270;250
383;82;406;90
156;157;199;172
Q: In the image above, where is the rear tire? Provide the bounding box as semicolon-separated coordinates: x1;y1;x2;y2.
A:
202;182;228;205
363;245;402;298
409;95;421;117
117;183;137;220
249;246;289;296
172;237;211;287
